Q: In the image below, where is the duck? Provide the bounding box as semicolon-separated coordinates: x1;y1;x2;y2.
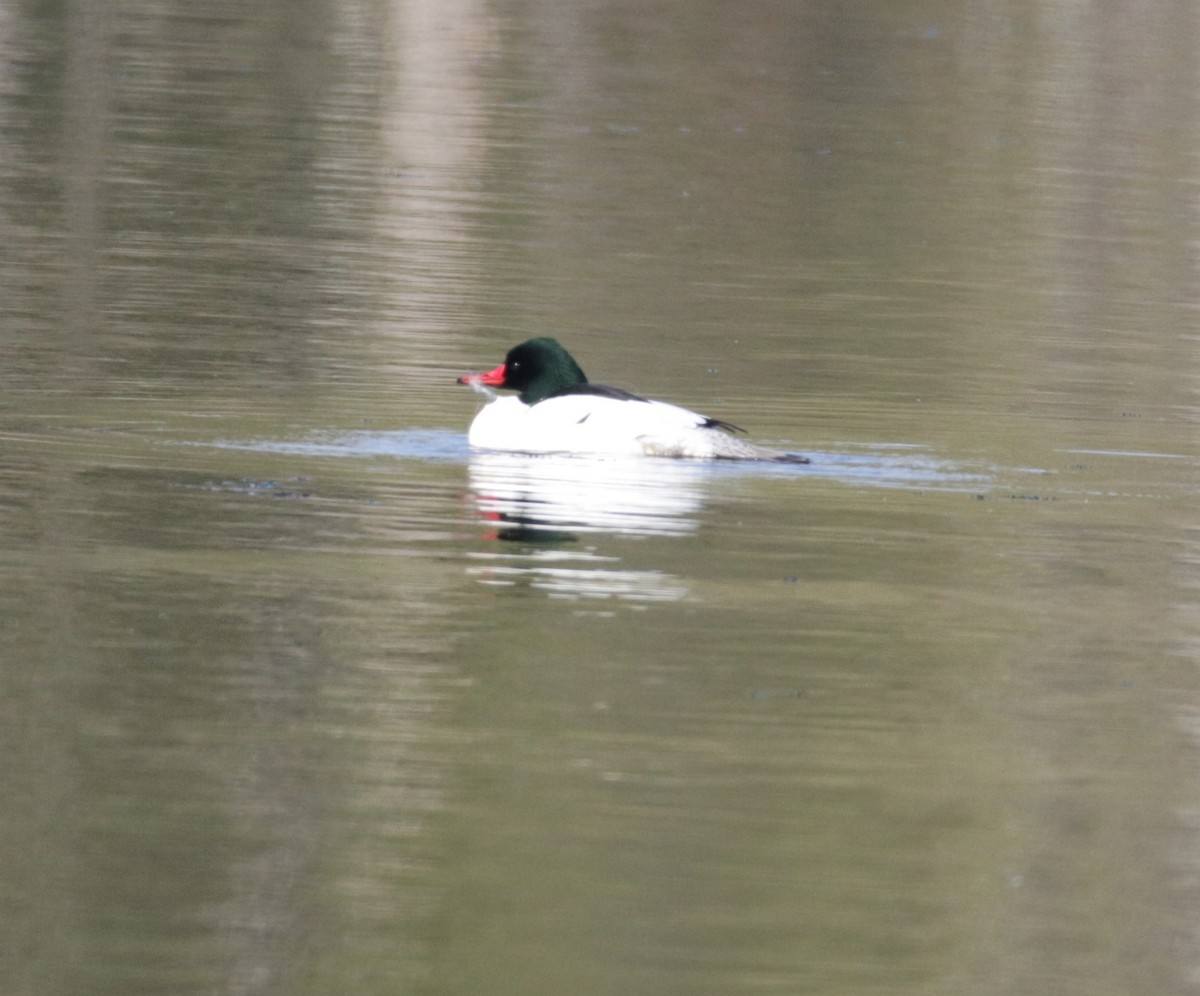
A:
456;337;809;462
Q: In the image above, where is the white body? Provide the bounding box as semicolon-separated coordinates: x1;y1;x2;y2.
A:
466;394;776;460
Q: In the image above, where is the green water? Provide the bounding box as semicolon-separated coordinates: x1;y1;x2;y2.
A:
3;2;1200;994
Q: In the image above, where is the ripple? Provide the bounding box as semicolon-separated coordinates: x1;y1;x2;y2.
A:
201;430;992;492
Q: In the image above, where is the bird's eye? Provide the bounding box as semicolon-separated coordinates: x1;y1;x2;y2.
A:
509;361;520;370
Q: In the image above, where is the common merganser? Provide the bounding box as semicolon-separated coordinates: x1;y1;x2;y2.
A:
456;338;809;462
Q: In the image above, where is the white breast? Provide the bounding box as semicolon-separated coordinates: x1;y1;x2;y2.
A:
466;395;743;458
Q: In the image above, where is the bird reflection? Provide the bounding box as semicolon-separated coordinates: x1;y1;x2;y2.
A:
463;452;709;602
465;451;707;540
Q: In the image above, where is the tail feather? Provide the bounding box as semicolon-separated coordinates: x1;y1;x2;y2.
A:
701;433;811;463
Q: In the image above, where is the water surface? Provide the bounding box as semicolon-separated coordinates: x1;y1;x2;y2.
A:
3;2;1200;995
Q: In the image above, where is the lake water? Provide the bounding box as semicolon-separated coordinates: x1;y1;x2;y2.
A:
4;2;1200;994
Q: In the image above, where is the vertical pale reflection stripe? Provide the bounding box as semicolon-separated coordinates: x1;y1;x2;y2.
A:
375;0;500;345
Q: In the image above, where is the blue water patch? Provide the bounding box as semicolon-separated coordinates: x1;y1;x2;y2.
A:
700;444;995;491
200;430;995;492
206;428;472;462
